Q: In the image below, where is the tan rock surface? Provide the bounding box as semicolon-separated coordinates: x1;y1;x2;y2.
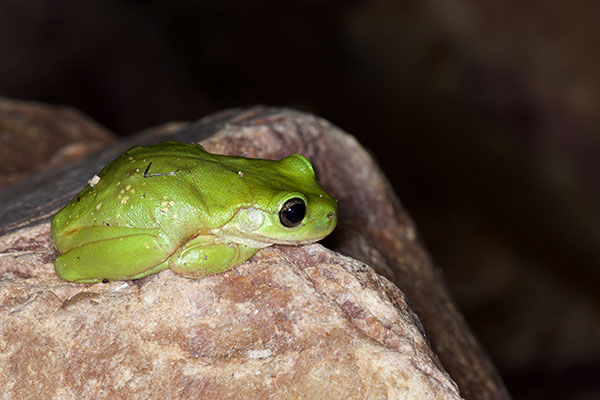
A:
0;220;460;399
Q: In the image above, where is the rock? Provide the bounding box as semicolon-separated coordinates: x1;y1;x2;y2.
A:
0;221;460;398
0;97;115;188
0;106;505;398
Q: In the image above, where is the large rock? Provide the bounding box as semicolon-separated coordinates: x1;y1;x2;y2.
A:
0;225;460;399
0;97;115;188
0;105;507;398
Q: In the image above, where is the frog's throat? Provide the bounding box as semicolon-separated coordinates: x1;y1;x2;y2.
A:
209;230;322;249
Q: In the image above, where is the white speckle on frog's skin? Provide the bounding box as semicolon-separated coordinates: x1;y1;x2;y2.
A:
96;202;102;210
88;175;101;187
238;171;244;177
160;201;171;214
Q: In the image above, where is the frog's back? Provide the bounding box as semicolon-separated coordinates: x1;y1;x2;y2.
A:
52;142;222;240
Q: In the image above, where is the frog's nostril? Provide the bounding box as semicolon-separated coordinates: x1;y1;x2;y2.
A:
326;211;336;219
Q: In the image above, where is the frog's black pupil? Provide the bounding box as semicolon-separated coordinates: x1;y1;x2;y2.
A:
280;198;306;227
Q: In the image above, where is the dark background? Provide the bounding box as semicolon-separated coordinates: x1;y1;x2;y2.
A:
2;1;600;398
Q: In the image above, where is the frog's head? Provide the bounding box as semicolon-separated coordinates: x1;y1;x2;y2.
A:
217;153;338;247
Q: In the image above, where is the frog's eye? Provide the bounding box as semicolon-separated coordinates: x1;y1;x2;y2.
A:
279;198;306;227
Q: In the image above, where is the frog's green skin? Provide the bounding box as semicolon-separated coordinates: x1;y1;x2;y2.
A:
51;140;337;283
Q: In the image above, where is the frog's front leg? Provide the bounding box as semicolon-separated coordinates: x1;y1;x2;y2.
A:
167;235;259;278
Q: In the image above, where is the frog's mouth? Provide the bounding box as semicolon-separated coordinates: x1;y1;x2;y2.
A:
211;210;337;248
223;234;326;249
